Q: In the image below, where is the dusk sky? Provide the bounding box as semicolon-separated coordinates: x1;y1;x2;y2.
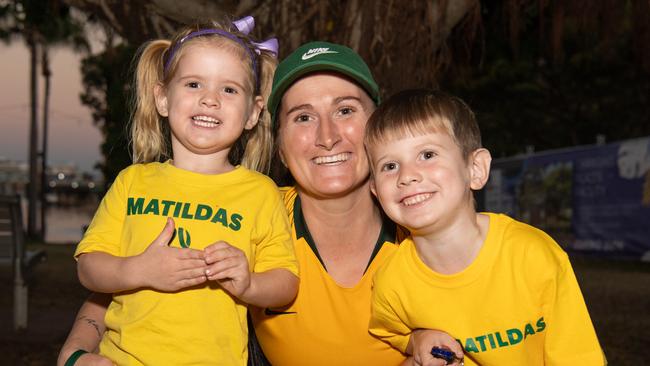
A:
1;41;102;174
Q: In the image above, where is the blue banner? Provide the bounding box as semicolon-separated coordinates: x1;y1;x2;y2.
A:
485;137;650;260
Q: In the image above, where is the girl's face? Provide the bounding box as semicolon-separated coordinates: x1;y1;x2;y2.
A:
155;42;263;163
277;73;375;199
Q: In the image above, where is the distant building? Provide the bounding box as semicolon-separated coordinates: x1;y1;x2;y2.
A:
0;157;29;195
0;158;103;203
46;163;103;205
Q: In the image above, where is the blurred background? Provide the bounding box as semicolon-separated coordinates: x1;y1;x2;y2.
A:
0;0;648;364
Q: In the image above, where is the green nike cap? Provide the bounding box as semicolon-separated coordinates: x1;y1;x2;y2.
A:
268;41;380;126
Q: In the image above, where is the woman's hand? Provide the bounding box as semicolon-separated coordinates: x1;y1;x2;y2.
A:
204;241;252;299
408;329;464;366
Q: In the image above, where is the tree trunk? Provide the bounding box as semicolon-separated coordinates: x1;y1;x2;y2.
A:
40;47;51;241
27;33;39;240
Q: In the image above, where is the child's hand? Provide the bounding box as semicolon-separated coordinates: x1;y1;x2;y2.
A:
203;241;251;299
135;218;208;291
408;329;464;366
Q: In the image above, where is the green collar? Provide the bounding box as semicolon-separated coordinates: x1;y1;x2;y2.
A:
293;195;396;272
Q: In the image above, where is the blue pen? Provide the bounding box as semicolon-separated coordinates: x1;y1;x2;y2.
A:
431;347;463;365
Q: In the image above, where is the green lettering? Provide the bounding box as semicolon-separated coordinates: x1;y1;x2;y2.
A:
524;323;536;338
487;333;497;349
211;208;228;227
127;197;144;215
173;201;182;217
507;328;523;345
229;213;242;231
475;335;487;352
181;202;194;219
495;332;509;347
143;199;160;215
464;338;479;353
161;200;175;216
178;227;191;248
536;317;546;332
195;204;212;220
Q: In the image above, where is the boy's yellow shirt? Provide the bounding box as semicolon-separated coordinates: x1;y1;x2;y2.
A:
370;213;606;365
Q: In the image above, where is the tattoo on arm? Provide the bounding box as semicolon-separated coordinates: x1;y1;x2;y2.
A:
78;315;102;339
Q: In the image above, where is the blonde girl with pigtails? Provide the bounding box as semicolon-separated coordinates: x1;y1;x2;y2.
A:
70;16;298;366
131;18;277;173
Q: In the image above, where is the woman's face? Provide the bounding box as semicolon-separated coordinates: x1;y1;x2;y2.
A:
277;73;376;199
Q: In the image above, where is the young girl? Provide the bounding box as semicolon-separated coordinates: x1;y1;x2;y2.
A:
73;16;299;366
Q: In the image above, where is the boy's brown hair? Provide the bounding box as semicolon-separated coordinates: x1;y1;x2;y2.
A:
365;89;482;162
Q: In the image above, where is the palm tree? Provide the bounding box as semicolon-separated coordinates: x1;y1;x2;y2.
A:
37;2;88;239
1;0;88;239
0;0;46;238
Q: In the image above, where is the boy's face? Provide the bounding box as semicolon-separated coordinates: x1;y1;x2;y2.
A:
368;130;490;234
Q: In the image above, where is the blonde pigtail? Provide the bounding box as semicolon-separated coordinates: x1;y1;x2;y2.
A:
130;40;171;164
241;50;278;174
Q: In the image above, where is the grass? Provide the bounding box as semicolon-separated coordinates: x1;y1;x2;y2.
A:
571;255;650;364
0;243;90;365
1;244;648;364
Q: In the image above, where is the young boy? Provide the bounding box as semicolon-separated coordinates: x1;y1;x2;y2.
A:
365;89;605;365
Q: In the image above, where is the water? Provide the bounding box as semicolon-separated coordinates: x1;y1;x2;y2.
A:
44;204;96;244
19;197;98;244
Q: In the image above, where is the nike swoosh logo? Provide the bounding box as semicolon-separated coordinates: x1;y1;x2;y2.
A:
301;51;338;60
264;308;297;316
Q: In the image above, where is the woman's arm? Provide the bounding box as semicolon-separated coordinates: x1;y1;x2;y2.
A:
57;293;111;366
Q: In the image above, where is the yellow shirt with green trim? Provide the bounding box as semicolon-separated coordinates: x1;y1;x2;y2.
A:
370;213;605;366
75;162;298;366
250;186;407;366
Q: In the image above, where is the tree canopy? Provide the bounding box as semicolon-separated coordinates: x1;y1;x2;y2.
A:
59;0;649;183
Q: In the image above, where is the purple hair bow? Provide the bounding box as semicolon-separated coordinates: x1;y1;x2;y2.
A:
233;16;255;35
233;15;279;56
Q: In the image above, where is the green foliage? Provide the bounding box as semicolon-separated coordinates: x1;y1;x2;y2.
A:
0;2;13;41
70;0;649;183
80;44;138;188
444;1;650;158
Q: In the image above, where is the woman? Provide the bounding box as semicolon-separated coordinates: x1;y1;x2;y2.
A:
248;41;406;365
59;42;449;366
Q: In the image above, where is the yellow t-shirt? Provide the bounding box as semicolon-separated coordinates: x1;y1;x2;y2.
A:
76;162;298;366
250;187;407;366
370;213;605;366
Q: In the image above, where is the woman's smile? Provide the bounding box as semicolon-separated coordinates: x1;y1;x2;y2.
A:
312;152;351;165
